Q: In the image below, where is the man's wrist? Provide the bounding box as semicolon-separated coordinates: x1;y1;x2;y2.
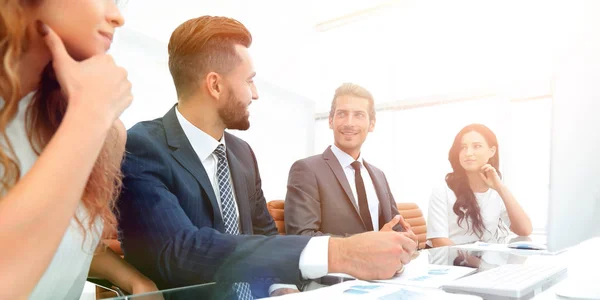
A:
327;237;346;274
269;284;299;296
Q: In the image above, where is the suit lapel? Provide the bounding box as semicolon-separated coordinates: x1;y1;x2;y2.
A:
224;133;253;234
322;146;361;215
364;160;392;228
162;105;224;232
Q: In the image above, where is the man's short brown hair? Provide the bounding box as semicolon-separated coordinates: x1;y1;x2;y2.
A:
329;83;376;121
168;16;252;99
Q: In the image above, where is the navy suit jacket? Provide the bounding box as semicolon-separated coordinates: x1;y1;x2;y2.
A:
117;106;311;297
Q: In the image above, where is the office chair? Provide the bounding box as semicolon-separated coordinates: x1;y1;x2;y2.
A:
396;203;427;249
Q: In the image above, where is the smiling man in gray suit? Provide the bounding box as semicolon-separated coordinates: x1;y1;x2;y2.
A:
285;83;412;237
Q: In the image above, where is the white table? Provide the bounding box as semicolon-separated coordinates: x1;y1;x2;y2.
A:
316;236;600;299
527;237;600;299
429;236;600;299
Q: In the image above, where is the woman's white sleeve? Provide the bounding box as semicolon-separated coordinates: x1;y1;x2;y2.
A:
427;185;450;240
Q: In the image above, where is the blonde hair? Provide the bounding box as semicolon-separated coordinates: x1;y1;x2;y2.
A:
0;0;123;239
0;0;30;190
329;82;376;121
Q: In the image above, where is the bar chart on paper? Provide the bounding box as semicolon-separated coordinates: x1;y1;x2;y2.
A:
269;280;482;300
373;265;477;288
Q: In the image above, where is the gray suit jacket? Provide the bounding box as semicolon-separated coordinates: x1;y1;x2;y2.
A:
284;146;401;236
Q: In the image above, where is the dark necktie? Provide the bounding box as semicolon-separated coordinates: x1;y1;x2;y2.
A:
214;145;253;300
351;161;374;231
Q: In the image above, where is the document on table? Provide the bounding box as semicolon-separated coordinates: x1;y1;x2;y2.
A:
322;263;475;289
452;242;563;255
373;264;477;288
262;280;482;300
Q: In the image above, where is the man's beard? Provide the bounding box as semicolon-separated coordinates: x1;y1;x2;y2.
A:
218;88;250;131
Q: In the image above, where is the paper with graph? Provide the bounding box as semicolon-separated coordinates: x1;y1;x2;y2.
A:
266;280;482;300
373;264;477;288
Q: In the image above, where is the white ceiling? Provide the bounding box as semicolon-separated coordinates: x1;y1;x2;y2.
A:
116;0;555;112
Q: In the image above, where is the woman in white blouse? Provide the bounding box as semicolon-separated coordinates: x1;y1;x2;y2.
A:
0;1;157;298
426;124;532;248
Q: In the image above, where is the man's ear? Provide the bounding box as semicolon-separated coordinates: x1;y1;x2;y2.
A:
205;72;222;100
329;116;334;130
368;119;376;133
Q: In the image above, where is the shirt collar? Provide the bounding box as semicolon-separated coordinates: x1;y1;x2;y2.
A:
175;106;226;162
330;144;364;169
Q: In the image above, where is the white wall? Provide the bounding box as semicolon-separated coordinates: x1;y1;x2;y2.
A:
547;0;600;247
111;29;315;202
309;1;554;113
233;82;315;201
110;28;176;128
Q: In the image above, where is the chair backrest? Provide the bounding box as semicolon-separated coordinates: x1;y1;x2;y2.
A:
396;203;427;249
267;200;286;235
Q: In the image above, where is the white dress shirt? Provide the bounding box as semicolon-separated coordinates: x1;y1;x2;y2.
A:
330;144;380;230
175;109;241;223
175;108;329;293
2;93;102;300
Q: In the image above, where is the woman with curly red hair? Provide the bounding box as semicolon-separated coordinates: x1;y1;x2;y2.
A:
0;0;157;298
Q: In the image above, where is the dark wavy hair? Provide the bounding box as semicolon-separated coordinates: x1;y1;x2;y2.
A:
446;124;500;238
